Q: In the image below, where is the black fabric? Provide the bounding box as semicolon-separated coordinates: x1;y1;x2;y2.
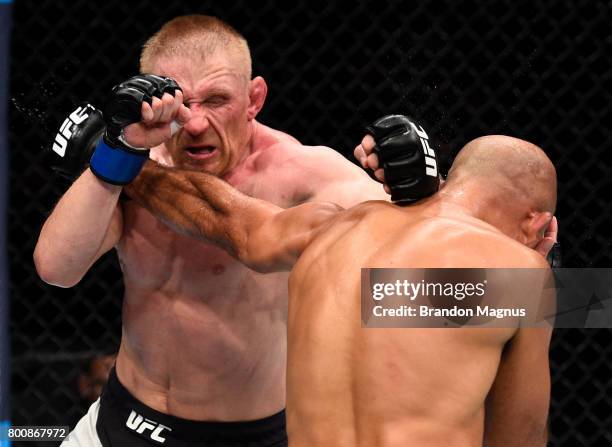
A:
95;368;287;447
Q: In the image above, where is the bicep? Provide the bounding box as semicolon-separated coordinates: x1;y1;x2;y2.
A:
484;328;552;447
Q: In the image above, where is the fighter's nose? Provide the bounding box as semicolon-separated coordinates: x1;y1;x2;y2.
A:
182;108;210;136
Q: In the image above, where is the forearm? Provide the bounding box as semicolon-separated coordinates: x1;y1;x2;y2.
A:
125;162;275;261
484;422;548;447
34;169;122;286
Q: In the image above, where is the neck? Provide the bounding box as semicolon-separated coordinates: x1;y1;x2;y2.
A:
222;120;261;184
429;183;522;240
245;119;260;156
435;186;490;220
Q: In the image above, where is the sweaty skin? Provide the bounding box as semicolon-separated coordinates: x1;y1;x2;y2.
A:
284;203;551;447
117;132;383;420
126;135;555;447
34;49;386;421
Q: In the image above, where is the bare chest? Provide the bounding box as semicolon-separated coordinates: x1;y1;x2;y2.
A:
117;172;298;296
117;207;235;293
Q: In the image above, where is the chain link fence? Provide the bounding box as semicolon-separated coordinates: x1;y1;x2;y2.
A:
8;0;612;445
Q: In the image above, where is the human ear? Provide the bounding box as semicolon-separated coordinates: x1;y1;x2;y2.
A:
247;76;267;120
521;211;552;248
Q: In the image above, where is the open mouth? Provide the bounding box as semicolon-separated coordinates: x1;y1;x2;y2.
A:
185;146;217;160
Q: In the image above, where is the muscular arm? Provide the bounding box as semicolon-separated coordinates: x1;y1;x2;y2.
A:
483;327;552;447
33;75;189;287
33;169;123;287
483;255;553;447
126;162;342;272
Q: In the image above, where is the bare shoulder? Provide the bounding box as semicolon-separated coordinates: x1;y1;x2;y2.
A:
252;123;358;175
320;201;412;238
443;220;550;269
258;140;354;171
393;215;551;269
250;123;383;204
339;199;397;219
481;229;549;268
255;139;373;202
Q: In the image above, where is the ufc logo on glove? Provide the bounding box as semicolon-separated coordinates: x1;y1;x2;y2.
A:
52;105;93;157
412;124;438;178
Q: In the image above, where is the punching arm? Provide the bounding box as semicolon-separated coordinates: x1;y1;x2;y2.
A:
126;162;341;272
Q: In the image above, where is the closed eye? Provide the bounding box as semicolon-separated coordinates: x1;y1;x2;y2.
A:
205;95;229;106
184;95;230;109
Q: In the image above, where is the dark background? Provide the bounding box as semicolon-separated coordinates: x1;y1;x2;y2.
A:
8;0;612;445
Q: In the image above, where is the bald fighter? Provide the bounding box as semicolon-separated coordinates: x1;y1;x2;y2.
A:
126;134;557;447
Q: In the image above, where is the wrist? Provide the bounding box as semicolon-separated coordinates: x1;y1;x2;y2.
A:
83;168;123;190
89;137;150;185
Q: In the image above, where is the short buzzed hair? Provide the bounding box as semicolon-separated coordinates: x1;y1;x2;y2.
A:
140;15;252;79
446;135;557;214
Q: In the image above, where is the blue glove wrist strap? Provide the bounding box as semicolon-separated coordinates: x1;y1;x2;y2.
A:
89;139;149;185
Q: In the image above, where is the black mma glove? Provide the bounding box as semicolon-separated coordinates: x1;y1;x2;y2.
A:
366;115;440;205
89;74;181;185
51;104;106;180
